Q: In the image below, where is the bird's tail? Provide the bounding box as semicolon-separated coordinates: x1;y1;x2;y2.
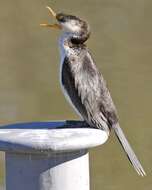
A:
113;123;146;176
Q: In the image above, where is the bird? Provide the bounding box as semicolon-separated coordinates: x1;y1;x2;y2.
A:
41;6;146;176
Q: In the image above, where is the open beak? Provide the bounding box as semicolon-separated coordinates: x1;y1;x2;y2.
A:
40;6;62;30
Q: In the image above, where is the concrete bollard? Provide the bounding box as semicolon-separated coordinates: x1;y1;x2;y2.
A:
0;121;108;190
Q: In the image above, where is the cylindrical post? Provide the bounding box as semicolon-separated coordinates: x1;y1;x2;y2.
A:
0;121;108;190
6;150;89;190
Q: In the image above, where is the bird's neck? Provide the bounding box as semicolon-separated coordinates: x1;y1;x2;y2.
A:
70;31;90;44
59;31;90;48
59;32;87;67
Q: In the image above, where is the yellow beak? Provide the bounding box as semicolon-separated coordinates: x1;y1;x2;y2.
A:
40;6;62;30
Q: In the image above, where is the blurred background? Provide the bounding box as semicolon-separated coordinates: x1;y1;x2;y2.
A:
0;0;151;189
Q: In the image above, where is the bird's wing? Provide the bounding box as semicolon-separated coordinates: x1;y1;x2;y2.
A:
61;51;117;131
61;51;146;177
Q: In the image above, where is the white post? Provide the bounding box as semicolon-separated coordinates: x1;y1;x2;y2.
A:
0;121;108;190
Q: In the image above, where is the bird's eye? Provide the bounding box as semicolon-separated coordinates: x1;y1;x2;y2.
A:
56;13;66;22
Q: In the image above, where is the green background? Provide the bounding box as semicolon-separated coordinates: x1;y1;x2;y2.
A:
0;0;151;189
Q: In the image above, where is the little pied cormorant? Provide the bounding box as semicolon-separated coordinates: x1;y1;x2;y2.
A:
41;6;146;176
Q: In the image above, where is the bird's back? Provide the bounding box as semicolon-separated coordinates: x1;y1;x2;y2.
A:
61;45;118;131
61;47;146;176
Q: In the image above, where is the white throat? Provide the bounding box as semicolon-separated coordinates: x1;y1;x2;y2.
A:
58;32;75;65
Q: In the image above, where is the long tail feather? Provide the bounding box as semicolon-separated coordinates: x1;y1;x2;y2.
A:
113;123;146;176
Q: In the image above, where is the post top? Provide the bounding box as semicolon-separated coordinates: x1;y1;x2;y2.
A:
0;121;108;154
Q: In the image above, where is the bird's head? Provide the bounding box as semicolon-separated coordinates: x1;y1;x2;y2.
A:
41;6;90;44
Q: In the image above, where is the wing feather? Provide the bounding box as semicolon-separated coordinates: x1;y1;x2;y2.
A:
61;49;146;176
61;50;118;132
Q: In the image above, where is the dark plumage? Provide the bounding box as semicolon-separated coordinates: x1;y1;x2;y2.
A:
61;49;118;132
43;8;146;176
